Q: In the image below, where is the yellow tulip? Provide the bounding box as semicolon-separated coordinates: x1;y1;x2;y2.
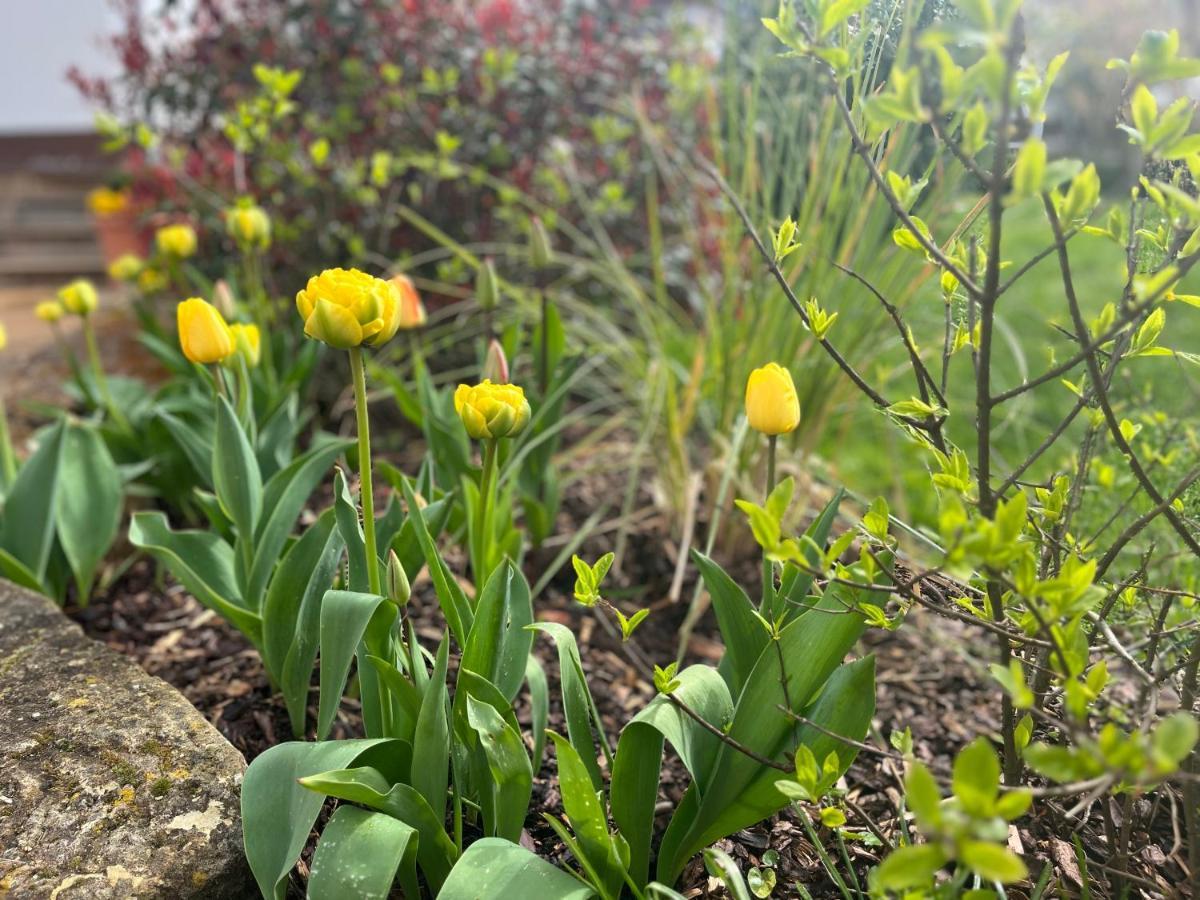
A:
87;186;128;217
58;279;99;316
390;274;427;329
454;380;531;440
35;300;65;323
745;363;800;436
108;253;144;282
177;298;234;364
227;205;271;251
295;267;402;349
0;322;7;351
156;223;198;259
137;266;168;294
228;323;261;367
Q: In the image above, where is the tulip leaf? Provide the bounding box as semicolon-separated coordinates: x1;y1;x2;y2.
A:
437;838;594;900
306;805;419;900
212;393;263;580
412;635;452;826
778;489;844;621
461;559;534;702
0;419;65;581
247;436;351;605
332;466;370;592
156;409;213;485
316;590;396;740
128;510;260;644
0;547;47;594
55;423;122;603
466;694;534;841
262;509;343;736
692;551;767;697
241;739;399;900
525;654;550;770
301;765;458;892
400;476;473;645
529;622;611;789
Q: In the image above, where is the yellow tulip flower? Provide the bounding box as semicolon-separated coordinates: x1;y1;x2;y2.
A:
228;323;262;368
227;205;271;251
58;279;99;316
177;298;234;364
108;253;144;282
0;322;7;351
35;300;65;323
454;380;531;440
390;274;427;329
745;363;800;436
86;186;128;217
156;223;198;259
295;267;402;349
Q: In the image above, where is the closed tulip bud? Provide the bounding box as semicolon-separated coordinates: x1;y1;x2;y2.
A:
296;267;403;349
390;274;427;329
212;279;237;319
745;363;800;436
386;549;411;607
226;204;271;251
476;258;500;311
58;279;99;316
177;298;235;364
156;223;198;259
35;300;65;323
108;253;144;282
228;323;262;367
137;266;168;294
529;216;553;270
454;380;531;440
482;338;509;384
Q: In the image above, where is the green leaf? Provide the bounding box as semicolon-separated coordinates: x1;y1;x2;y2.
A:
549;732;628;898
959;840;1028;884
247;438;351;605
241;739;398;900
526;655;550;771
461;560;534;702
904;762;943;828
413;635;452;825
128;511;259;644
262;510;343;736
0;420;65;580
703;847;753;900
212;394;263;571
1011;139;1047;197
466;694;534;841
400;476;473;645
333;467;369;593
1152;712;1199;770
316;590;395;740
55;423;121;600
693;551;768;697
307;805;419;900
953;738;1001;816
874;843;948;891
437;838;594;899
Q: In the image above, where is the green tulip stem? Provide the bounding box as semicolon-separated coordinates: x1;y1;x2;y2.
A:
83;316;129;433
539;290;549;395
762;434;777;611
475;437;499;588
350;347;382;596
243;251;277;392
407;330;425;381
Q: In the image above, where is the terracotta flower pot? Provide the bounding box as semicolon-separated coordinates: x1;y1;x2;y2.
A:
93;208;149;267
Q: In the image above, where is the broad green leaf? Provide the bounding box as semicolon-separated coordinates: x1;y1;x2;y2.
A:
693;551;767;697
316;590;395;740
400;476;473;645
55;423;122;600
703;847;753;900
526;654;550;770
529;622;609;789
959;840;1028;884
413;635;451;825
333;467;369;593
0;420;65;580
262;510;343;736
241;739;397;900
874;843;948;891
437;837;594;899
467;694;534;841
128;511;260;644
549;732;627;899
0;547;47;594
247;438;350;604
212;394;263;572
299;766;457;892
306;806;419;900
953;738;1001;816
461;560;534;702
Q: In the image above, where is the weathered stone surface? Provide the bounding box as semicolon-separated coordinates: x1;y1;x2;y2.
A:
0;582;254;899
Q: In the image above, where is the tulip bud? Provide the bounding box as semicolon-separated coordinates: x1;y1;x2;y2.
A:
745;363;801;436
228;323;262;368
390;274;427;329
137;266;168;294
454;380;531;440
529;216;553;270
58;279;99;316
386;549;411;607
177;298;235;364
108;253;144;283
156;223;198;259
226;204;271;251
212;279;237;319
482;339;509;384
35;300;65;324
476;258;500;311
